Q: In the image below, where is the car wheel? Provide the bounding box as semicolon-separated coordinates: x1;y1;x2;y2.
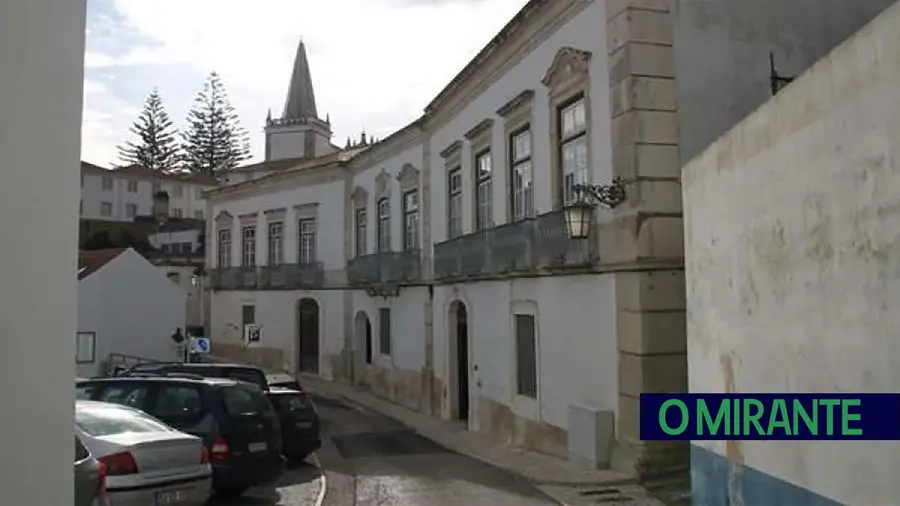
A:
215;484;249;498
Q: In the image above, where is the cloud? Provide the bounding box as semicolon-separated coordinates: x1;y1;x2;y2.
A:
83;0;529;162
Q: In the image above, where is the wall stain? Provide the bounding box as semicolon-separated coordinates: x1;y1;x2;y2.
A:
802;192;834;270
720;353;745;467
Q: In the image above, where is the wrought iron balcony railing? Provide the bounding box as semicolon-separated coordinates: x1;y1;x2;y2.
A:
347;250;422;285
433;210;596;281
209;262;331;290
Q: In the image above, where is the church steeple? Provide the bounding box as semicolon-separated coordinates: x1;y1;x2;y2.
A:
282;39;318;120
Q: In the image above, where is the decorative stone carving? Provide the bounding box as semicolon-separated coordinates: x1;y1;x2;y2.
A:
214;211;233;225
350;185;369;208
439;140;462;160
375;169;391;199
541;47;592;88
238;212;258;225
396;163;420;192
464;119;494;141
496;89;535;117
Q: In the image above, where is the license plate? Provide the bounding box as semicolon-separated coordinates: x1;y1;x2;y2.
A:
295;421;312;428
248;441;267;452
156;489;188;505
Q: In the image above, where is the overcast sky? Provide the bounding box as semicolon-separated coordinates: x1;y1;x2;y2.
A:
82;0;530;166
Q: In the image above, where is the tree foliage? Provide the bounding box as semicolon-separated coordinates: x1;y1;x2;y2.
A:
117;88;180;171
181;72;251;175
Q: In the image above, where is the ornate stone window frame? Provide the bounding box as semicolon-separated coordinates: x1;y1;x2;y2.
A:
293;202;319;221
350;186;370;257
396;163;420;194
464;119;494;230
440;141;464;239
375;168;392;203
214;211;234;268
542;46;593;209
497;90;534;221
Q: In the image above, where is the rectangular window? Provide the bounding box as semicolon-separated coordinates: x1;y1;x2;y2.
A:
267;221;283;266
510;127;534;221
447;168;462;239
217;229;231;268
402;190;419;251
241;225;256;267
514;314;537;399
172;184;183;198
172;207;183;218
298;218;316;264
558;96;588;206
377;198;391;252
100;202;112;216
102;177;113;190
355;208;367;257
194;210;204;219
125;203;137;219
75;332;96;364
241;305;255;325
474;150;493;230
379;308;391;355
126;180;138;193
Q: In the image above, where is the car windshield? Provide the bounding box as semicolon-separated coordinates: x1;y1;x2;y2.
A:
221;384;275;419
76;404;173;437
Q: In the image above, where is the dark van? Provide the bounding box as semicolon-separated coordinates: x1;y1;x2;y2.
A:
76;376;284;498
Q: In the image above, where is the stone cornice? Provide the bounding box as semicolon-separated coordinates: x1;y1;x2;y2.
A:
439;141;462;159
463;119;494;141
496;89;535;117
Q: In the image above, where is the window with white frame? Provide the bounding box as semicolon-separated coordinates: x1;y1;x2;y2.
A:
474;150;492;230
75;332;96;364
402;190;419;251
126;203;137;219
217;229;231;268
241;225;256;267
102;177;113;190
267;222;283;266
447;168;462;239
127;180;138;193
377;198;391;252
355;208;367;257
510;127;534;220
558;96;587;205
298;218;316;264
100;202;112;216
514;314;537;398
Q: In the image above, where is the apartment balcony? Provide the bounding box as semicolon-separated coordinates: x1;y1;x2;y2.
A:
209;262;331;291
347;250;422;286
433;210;596;281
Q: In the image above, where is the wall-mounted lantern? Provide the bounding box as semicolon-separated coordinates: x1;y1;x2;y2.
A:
563;177;627;240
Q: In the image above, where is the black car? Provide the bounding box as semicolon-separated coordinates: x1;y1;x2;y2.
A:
119;362;269;391
266;373;304;391
75;376;284;498
267;387;321;462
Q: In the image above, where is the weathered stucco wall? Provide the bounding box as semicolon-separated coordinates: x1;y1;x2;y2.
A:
684;3;900;505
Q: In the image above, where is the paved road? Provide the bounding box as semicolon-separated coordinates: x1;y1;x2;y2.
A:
314;395;559;506
206;459;323;506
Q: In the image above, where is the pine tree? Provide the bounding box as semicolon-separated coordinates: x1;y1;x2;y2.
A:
117;88;180;172
181;72;251;175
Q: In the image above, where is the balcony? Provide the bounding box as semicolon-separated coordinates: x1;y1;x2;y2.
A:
433;210;596;281
209;262;329;290
347;251;422;285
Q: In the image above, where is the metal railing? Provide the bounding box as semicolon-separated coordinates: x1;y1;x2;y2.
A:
209;263;334;290
347;250;422;285
433;210;596;281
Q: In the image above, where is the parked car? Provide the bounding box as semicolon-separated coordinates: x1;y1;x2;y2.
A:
267;387;321;462
75;400;211;505
76;376;284;498
119;362;269;391
74;434;108;506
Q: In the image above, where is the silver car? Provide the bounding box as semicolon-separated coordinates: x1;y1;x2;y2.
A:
75;434;109;506
75;400;212;506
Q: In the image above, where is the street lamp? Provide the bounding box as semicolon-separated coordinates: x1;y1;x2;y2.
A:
563;177;627;240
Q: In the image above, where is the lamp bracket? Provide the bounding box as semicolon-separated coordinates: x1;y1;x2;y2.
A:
573;177;627;209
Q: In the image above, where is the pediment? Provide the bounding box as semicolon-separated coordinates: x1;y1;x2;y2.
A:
396;163;420;185
541;47;592;88
350;185;369;207
214;210;233;225
375;169;391;197
439;141;462;160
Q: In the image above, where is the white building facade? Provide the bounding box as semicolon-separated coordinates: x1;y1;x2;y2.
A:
81;162;218;221
207;0;898;482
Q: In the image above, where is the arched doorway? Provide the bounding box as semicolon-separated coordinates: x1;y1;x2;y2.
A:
448;300;469;423
353;311;373;386
297;298;320;374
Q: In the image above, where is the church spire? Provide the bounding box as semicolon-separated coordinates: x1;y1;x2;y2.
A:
282;39;318;120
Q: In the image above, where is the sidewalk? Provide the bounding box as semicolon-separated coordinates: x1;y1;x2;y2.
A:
297;373;669;506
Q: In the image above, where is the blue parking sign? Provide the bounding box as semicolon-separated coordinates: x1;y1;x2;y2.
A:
190;337;211;354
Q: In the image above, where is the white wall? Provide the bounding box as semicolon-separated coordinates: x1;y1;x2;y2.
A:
352;288;427;372
684;3;900;504
158;265;205;329
81;172;154;221
429;0;612;242
162;181;209;219
0;0;85;502
149;229;203;254
77;250;186;377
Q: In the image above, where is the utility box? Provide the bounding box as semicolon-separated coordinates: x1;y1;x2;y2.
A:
567;404;614;469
